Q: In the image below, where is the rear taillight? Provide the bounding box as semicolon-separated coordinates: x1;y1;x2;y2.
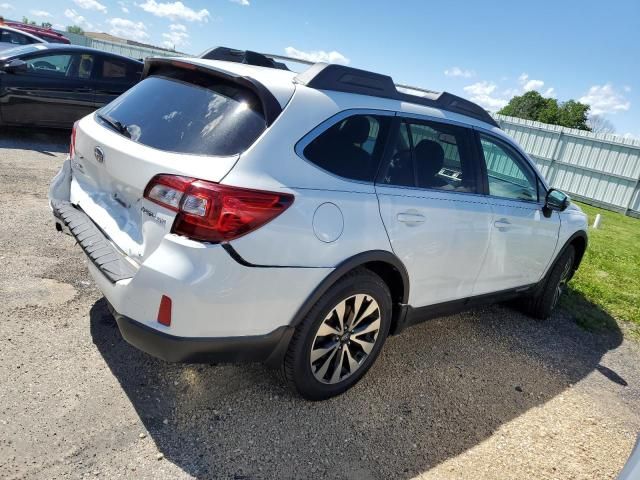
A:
143;174;294;243
69;121;78;158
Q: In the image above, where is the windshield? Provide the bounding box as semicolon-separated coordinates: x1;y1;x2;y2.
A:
0;44;45;60
97;70;267;156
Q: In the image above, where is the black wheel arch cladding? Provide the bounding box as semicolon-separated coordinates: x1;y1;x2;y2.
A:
289;250;409;328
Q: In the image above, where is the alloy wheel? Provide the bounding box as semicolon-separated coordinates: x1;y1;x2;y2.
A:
309;294;381;384
552;255;573;309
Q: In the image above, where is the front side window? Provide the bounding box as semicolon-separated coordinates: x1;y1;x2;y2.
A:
24;54;74;76
479;134;538;202
380;118;478;193
303;114;392;182
97;70;267;156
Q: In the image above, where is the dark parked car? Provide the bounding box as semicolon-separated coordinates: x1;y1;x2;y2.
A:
0;44;142;129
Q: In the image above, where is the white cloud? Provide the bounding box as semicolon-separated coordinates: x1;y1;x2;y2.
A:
444;66;475;78
462;72;557;112
463;81;496;96
579;84;630;115
284;46;349;65
518;73;545;92
64;8;93;29
230;0;249;5
463;81;507;111
107;17;149;42
623;85;632;93
0;3;14;10
138;0;209;22
162;23;189;48
117;1;129;12
73;0;107;13
29;9;52;17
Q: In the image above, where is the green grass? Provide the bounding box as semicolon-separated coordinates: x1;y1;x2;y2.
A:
561;202;640;333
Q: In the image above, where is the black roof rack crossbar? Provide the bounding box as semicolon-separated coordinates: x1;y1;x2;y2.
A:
293;63;498;127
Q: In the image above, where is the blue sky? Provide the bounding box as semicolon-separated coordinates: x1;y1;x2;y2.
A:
2;0;639;136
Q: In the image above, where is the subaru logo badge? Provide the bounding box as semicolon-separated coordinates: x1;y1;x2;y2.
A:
94;146;105;164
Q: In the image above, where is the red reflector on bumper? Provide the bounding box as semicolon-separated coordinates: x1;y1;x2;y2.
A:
157;295;172;326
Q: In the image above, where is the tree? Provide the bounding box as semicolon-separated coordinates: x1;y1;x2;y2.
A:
41;22;52;29
66;25;85;35
21;17;37;25
587;115;616;134
498;91;591;130
497;91;549;120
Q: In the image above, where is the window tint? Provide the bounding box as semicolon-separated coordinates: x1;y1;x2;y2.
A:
100;58;130;79
479;134;538;202
380;119;477;193
303;115;391;182
97;71;267;156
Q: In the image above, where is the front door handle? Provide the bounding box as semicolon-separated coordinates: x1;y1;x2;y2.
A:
397;212;425;225
494;218;511;231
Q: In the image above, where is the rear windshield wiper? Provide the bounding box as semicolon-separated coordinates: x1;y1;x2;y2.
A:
96;112;131;139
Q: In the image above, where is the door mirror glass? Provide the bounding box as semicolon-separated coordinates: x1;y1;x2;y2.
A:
545;188;570;211
3;59;27;74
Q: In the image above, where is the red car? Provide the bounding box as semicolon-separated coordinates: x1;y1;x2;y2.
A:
5;22;70;44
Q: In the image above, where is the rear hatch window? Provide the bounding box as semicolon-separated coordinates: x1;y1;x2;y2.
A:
97;69;267;156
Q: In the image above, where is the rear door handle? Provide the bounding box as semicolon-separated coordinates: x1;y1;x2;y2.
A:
494;218;511;231
397;212;425;225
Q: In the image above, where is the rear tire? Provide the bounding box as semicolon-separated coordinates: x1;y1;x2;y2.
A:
283;268;392;400
524;245;575;320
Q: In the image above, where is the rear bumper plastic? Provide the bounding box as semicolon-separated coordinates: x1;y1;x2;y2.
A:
52;200;137;283
51;195;331;342
108;302;294;364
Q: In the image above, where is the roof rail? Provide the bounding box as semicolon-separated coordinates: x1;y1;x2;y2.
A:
197;47;498;127
294;63;499;128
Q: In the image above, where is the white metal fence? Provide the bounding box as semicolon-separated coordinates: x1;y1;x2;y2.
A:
55;30;185;59
494;114;640;217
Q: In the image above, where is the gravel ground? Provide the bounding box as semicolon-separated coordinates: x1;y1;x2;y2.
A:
1;127;639;480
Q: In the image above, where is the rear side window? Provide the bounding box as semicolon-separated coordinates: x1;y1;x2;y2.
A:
97;70;266;156
101;58;127;78
380;118;478;193
303;115;392;182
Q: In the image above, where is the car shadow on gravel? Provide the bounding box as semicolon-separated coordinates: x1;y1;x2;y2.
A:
0;127;69;154
89;297;623;479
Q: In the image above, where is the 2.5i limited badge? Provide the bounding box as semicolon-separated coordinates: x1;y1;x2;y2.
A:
141;206;167;226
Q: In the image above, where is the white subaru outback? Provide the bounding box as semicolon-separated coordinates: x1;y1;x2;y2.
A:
49;48;588;400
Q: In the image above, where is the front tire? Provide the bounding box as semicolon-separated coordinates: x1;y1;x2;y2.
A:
524;245;576;319
283;268;392;400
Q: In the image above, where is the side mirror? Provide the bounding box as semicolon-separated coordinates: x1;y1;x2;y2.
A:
3;59;28;74
545;188;570;212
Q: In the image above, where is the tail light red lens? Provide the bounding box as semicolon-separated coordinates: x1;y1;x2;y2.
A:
69;121;78;158
143;174;294;243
